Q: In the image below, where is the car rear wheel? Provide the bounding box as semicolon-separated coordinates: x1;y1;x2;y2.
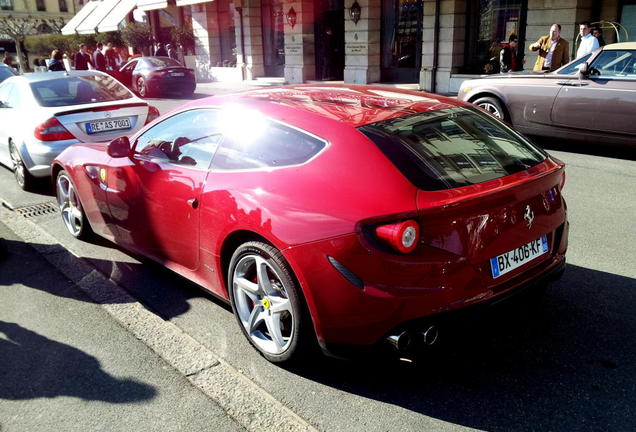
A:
473;96;509;122
228;241;308;363
56;170;91;239
9;140;35;191
137;77;151;98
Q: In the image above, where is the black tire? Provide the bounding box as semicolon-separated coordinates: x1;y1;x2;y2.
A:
55;169;92;240
9;140;35;191
137;77;151;98
473;96;509;123
228;241;311;363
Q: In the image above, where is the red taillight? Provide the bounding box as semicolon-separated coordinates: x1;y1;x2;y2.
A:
34;117;74;141
145;106;160;125
375;220;420;254
150;70;169;78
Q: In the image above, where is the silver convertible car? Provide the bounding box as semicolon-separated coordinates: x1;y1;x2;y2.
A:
458;42;636;146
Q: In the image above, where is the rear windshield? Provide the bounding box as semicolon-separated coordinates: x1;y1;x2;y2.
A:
29;75;132;107
358;107;546;191
145;57;183;68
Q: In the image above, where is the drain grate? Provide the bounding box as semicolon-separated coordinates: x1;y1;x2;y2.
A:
13;202;59;218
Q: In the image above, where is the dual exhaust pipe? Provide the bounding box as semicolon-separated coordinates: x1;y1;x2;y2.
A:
386;326;439;352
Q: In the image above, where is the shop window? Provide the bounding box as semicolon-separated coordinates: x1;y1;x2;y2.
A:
59;0;67;12
36;0;45;11
464;0;527;74
0;0;12;11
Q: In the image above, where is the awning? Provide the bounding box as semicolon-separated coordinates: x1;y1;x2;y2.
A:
97;0;137;32
75;0;120;34
136;0;168;12
61;1;101;35
175;0;209;6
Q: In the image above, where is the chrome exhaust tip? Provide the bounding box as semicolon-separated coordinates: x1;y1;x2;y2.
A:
419;325;439;346
386;331;413;351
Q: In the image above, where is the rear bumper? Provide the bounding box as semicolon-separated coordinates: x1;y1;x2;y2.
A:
21;139;79;177
285;221;569;347
148;78;196;94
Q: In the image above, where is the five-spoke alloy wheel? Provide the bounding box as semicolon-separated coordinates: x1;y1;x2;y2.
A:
228;241;305;363
56;170;90;239
473;96;508;122
9;141;34;191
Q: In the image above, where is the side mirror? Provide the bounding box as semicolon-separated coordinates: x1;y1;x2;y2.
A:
107;136;131;158
578;62;590;80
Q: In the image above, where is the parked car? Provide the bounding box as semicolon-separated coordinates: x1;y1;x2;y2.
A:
52;85;568;363
0;70;159;190
0;63;17;84
458;42;636;145
108;56;196;98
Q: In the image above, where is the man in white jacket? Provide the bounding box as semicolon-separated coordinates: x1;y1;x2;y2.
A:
577;21;599;58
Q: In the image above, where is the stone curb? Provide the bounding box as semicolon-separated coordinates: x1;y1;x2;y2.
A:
0;204;320;432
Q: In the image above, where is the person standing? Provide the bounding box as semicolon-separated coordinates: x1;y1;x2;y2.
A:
529;24;570;72
166;44;178;61
154;43;167;57
592;27;606;47
500;34;523;72
73;44;92;70
48;50;66;71
577;21;600;58
105;43;119;70
93;43;106;72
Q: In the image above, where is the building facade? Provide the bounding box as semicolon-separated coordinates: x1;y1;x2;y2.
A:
63;0;636;92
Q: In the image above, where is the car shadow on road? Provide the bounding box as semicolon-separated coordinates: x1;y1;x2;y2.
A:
0;320;157;402
289;264;636;432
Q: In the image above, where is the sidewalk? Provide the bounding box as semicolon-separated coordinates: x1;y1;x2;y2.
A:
0;219;246;432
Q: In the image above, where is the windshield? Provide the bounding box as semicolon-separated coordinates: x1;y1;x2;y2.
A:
358;107;547;191
29;75;133;107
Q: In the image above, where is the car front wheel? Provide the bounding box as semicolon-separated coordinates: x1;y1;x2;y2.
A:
228;241;308;363
56;170;91;239
473;96;509;122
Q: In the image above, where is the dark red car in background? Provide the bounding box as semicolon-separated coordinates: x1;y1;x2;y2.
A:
52;85;568;363
109;56;196;98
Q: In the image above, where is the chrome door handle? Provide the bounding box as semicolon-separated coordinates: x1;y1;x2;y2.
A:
556;81;589;86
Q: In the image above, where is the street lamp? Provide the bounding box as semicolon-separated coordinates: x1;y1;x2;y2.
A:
349;1;361;25
286;7;297;29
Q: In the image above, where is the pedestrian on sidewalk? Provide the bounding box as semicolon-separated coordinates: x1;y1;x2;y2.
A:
529;24;569;72
577;21;600;58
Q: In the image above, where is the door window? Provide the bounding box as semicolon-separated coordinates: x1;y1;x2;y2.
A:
212;121;326;170
135;109;222;169
556;53;591;75
589;50;636;79
121;60;138;74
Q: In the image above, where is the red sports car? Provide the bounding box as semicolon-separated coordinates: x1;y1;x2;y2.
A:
52;85;568;363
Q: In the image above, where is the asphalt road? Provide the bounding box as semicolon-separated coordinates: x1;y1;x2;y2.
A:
0;93;635;431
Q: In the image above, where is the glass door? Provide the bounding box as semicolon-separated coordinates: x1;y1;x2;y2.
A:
261;0;285;77
381;0;423;83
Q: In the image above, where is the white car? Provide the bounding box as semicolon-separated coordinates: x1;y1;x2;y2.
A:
0;70;159;190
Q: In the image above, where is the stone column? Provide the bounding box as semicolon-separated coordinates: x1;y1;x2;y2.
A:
525;0;594;68
192;2;222;80
236;0;265;80
344;0;381;84
420;0;467;94
284;1;315;83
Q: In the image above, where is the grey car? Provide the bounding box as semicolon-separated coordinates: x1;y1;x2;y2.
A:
458;42;636;146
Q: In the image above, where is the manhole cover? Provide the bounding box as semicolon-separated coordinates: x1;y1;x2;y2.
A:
13;202;58;218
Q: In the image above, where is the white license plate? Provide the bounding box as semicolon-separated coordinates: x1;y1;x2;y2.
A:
170;72;184;77
490;235;548;279
85;118;131;134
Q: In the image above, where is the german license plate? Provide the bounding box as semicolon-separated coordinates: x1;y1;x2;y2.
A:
490;235;548;279
170;72;184;77
85;118;131;134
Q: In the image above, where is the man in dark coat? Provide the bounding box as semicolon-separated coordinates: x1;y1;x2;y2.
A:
154;43;167;57
73;44;92;70
93;43;106;72
500;34;523;72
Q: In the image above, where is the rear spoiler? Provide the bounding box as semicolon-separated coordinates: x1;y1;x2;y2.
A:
54;102;148;117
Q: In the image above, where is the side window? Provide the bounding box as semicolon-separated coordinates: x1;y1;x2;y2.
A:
212;121;326;170
556;54;591;75
590;50;636;79
0;83;19;108
122;60;137;73
134;109;222;169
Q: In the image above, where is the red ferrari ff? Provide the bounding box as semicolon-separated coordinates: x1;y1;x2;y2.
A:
52;85;568;363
